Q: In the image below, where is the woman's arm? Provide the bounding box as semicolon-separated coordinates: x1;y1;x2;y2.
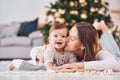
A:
56;49;120;72
84;49;120;72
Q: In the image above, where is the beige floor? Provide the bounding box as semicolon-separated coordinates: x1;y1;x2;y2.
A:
0;60;11;71
0;61;120;80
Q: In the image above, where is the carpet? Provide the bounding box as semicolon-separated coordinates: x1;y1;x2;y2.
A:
0;60;11;71
0;61;120;80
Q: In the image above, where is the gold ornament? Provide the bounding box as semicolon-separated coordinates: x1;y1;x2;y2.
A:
55;18;65;24
59;18;65;23
80;13;87;19
90;7;95;12
58;9;66;14
71;20;76;24
100;8;105;12
101;0;106;6
74;1;78;6
79;0;87;7
70;1;75;6
95;8;99;11
94;0;98;3
47;15;54;22
98;9;104;15
54;12;61;18
79;0;86;4
81;2;87;7
51;9;56;12
70;10;78;15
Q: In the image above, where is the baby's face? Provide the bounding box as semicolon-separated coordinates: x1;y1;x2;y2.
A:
49;28;68;51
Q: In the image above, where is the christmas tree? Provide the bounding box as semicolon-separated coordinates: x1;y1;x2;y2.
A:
40;0;112;43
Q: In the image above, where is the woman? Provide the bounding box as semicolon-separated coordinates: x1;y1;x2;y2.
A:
8;21;120;71
55;21;120;72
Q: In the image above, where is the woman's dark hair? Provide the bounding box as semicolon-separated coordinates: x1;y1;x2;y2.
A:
74;22;101;61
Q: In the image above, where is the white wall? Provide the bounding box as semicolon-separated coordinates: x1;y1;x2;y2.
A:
0;0;120;26
0;0;56;24
109;0;120;27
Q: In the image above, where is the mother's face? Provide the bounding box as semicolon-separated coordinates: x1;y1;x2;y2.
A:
64;26;81;52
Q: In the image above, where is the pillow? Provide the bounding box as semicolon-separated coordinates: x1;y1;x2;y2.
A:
10;22;21;34
0;24;9;33
0;22;21;38
17;18;38;36
28;31;43;39
0;27;16;38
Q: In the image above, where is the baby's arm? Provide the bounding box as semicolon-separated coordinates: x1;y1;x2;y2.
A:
45;62;53;70
44;45;55;70
30;46;46;64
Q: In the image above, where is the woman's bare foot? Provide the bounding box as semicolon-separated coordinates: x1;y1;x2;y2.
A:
99;20;109;33
93;21;100;30
8;62;15;70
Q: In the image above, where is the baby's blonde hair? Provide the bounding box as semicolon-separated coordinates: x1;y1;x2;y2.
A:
49;23;68;36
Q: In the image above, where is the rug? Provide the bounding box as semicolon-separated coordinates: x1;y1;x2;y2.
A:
0;61;120;80
0;60;11;71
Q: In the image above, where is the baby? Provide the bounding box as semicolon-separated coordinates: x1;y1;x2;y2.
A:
8;23;77;70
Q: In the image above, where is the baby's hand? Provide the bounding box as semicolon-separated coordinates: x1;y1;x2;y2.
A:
36;50;44;63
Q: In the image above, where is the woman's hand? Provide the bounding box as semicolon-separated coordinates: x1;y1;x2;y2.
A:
53;63;84;70
52;64;73;70
58;64;75;69
51;64;72;70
